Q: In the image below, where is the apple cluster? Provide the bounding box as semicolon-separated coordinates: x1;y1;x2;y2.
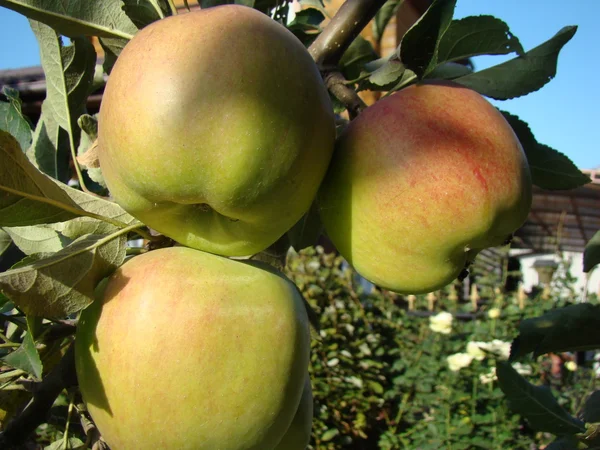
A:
75;4;532;450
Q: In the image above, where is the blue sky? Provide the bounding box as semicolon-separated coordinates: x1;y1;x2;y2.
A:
0;1;597;169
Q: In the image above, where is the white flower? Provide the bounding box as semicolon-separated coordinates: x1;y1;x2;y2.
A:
480;367;497;384
488;308;501;319
429;311;453;334
447;353;473;372
565;361;578;372
513;362;533;376
466;341;487;361
327;358;339;367
489;340;512;360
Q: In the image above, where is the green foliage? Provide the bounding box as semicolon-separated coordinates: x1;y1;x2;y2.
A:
285;248;598;449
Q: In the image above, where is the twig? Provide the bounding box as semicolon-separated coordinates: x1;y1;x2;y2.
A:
309;0;388;67
325;71;366;119
0;344;78;447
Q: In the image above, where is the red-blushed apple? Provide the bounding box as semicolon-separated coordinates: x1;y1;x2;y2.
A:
75;247;310;449
274;375;313;450
318;81;532;294
98;5;335;257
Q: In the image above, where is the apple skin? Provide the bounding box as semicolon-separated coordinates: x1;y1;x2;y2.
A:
318;81;532;294
75;247;310;450
98;5;335;257
274;375;313;450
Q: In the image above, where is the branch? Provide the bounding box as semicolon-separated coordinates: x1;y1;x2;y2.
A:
325;71;366;120
0;344;78;447
309;0;388;67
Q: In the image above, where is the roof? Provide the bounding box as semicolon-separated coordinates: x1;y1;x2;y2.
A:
1;67;598;255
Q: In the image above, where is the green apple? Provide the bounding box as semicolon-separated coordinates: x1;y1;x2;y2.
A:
275;375;313;450
75;247;310;449
98;5;335;257
319;81;532;294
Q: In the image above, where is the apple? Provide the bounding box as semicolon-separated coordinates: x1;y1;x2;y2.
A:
318;81;532;294
75;247;311;449
98;5;335;257
274;375;313;450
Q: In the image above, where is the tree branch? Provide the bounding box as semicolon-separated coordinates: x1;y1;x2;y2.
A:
309;0;388;67
0;344;78;448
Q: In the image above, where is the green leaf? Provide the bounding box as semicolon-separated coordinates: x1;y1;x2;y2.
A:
2;333;42;379
501;112;591;190
27;21;96;181
511;304;600;359
0;130;82;226
0;229;11;256
373;0;401;44
582;391;600;423
287;201;322;251
98;37;125;74
321;428;340;442
496;361;585;434
0;0;138;39
0;87;33;151
77;115;106;190
544;436;581;450
436;16;524;64
44;436;86;450
122;0;170;29
584;230;600;273
3;225;71;255
368;380;384;394
339;36;379;84
399;0;456;78
454;26;577;100
0;232;127;317
426;61;472;80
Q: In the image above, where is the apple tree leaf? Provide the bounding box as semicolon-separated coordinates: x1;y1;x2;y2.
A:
399;0;456;78
122;0;171;29
27;20;95;181
501;112;591;190
0;230;11;257
339;36;379;82
44;437;86;450
454;26;577;100
436;15;524;65
0;87;33;152
0;130;82;226
496;361;585;435
584;231;600;273
3;225;72;255
510;304;600;361
2;333;42;380
544;436;582;450
426;61;472;80
77;115;106;190
582;391;600;423
373;0;402;45
0;0;138;39
0;232;128;318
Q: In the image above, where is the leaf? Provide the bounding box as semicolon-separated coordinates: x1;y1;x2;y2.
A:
2;333;42;379
501;112;591;190
287;201;322;251
44;437;86;450
368;380;384;394
454;26;577;100
496;361;585;434
77;115;105;189
544;436;582;450
0;0;138;40
3;225;71;255
321;428;340;442
339;36;379;84
27;21;96;181
584;231;600;273
399;0;456;78
0;130;82;226
373;0;401;44
366;59;406;88
583;391;600;423
98;37;124;74
426;61;472;80
0;87;33;151
436;16;524;64
510;304;600;359
0;232;127;317
122;0;167;29
0;229;11;256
